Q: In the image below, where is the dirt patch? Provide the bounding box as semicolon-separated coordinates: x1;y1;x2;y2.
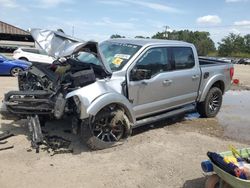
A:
0;76;17;102
230;84;250;91
234;64;250;87
0;115;247;188
166;116;224;138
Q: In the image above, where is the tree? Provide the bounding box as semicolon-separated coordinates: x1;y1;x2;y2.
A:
218;33;246;57
152;30;216;56
135;36;150;39
151;32;165;39
110;34;125;39
244;34;250;54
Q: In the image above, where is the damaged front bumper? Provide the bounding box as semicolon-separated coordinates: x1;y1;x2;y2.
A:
3;90;55;116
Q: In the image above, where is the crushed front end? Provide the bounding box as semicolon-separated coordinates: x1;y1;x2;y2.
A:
1;58;105;151
0;29;112;151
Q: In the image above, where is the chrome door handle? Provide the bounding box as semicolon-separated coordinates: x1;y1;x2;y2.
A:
192;75;199;80
163;80;172;86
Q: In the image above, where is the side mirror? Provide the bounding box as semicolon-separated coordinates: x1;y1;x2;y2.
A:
130;68;152;81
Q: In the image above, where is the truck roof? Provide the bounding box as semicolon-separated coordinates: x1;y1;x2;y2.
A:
106;38;191;47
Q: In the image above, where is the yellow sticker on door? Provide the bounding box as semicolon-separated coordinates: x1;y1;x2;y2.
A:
112;57;123;67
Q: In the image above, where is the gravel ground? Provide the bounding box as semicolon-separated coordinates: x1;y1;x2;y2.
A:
233;64;250;88
0;116;247;188
0;65;249;188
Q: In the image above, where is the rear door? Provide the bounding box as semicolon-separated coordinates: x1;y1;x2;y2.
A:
166;47;201;107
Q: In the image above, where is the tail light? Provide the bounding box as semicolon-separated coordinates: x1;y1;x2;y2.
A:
230;67;234;80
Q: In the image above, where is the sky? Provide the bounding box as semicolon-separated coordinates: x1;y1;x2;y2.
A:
0;0;250;46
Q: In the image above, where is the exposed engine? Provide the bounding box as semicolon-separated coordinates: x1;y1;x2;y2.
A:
4;57;107;118
19;58;106;91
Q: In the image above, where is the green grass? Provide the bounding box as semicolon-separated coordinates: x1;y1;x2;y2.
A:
206;51;250;58
230;52;250;58
207;51;218;57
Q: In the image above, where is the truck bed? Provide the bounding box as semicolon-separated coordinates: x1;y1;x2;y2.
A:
197;57;233;102
199;57;230;67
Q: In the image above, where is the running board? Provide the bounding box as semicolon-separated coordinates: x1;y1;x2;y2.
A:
133;105;195;128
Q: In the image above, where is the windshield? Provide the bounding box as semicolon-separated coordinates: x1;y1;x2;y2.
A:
73;41;141;72
99;41;141;71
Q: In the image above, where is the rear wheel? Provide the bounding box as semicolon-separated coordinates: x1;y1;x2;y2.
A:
19;57;28;61
81;108;131;150
197;87;222;118
10;67;23;77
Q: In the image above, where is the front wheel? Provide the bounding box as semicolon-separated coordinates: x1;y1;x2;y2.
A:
81;108;131;150
10;67;23;77
197;87;223;118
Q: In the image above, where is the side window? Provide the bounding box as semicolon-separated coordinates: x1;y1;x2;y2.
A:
39;50;48;55
131;48;170;80
76;52;100;65
23;49;39;54
172;47;195;70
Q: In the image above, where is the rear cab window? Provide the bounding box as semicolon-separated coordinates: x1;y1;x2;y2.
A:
171;47;195;70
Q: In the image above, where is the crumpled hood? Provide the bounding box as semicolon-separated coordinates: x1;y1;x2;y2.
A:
30;29;112;75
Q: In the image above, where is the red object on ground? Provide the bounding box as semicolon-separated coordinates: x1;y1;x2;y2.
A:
233;79;239;85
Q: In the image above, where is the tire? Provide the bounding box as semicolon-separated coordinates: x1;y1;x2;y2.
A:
10;67;23;77
205;175;220;188
81;108;131;150
19;57;28;61
197;87;223;118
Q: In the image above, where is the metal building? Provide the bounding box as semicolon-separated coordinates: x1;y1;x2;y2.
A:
0;21;34;52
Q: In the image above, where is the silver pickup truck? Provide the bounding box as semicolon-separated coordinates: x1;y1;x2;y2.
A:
1;29;234;150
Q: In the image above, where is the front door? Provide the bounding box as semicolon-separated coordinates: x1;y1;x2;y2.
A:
128;47;173;118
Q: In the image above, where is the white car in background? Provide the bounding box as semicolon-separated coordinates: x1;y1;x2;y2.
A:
13;47;55;64
218;57;232;63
